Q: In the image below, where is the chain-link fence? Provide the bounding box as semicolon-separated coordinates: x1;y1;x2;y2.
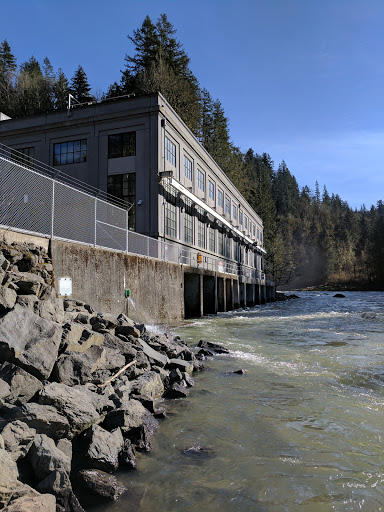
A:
0;144;270;282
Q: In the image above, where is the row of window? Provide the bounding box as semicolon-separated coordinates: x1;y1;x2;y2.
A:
165;136;260;240
52;131;137;167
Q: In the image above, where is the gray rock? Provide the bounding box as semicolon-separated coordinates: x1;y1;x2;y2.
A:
62;323;104;353
11;402;70;440
0;362;43;405
29;434;71;481
52;346;106;386
130;371;164;400
56;438;72;460
0;253;10;272
167;358;194;376
119;439;137;469
104;398;148;431
38;383;104;436
0;304;62;380
14;272;46;296
37;470;84;512
163;382;190;399
3;493;56;511
0;448;19;508
1;420;36;461
0;285;17;312
83;425;124;472
90;313;117;333
16;294;40;310
135;338;169;368
197;339;230;354
78;469;126;500
115;324;140;338
102;332;137;362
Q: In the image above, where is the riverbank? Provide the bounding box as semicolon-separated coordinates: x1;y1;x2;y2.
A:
0;240;204;510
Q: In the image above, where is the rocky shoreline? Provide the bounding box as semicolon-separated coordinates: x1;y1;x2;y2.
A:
0;241;210;511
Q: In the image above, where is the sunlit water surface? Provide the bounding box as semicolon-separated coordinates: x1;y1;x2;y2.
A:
89;292;384;512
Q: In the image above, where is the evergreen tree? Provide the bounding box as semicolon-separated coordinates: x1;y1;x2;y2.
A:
53;68;69;110
0;39;17;115
70;65;93;103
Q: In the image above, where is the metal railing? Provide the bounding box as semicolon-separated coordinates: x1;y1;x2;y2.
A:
0;145;269;283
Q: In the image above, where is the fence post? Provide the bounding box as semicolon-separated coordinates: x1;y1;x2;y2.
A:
94;197;97;247
125;210;128;253
51;180;55;239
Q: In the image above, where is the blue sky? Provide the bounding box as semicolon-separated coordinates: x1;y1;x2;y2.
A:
2;0;384;209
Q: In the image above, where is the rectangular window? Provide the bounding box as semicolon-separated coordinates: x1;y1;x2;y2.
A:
184;155;192;180
164;182;177;238
225;196;230;215
226;236;231;259
218;189;223;208
54;139;87;166
184;197;193;244
244;216;248;230
253;224;256;237
107;173;136;231
218;230;224;256
233;205;237;220
208;180;215;200
197;207;205;248
108;132;136;159
11;147;35;167
209;227;215;253
239;211;243;226
197;169;205;192
165;136;176;166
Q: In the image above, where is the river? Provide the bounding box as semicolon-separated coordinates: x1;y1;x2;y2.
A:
89;291;384;512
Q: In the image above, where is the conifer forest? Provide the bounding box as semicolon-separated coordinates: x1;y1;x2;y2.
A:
1;14;383;290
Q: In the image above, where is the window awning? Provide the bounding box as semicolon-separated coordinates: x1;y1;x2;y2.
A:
167;177;266;253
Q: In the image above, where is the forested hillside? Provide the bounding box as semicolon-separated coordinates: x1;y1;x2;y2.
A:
1;14;383;289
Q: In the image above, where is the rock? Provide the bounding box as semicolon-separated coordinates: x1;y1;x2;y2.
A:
0;362;43;405
63;299;94;315
135;338;169;368
37;470;84;512
0;304;62;380
163;382;189;399
119;439;137;469
62;323;104;353
130;371;164;401
115;324;140;338
0;449;19;508
29;434;71;481
102;347;126;371
104;398;148;432
182;372;195;387
1;420;36;461
3;493;56;511
102;333;137;362
78;469;126;500
82;425;124;472
183;445;215;459
169;368;183;383
90;313;117;333
37;383;110;436
56;439;72;460
128;413;158;452
233;369;248;375
334;293;346;298
167;358;194;376
10;403;70;440
52;346;106;386
0;253;10;272
74;313;90;324
0;285;17;312
197;339;230;354
14;272;46;297
197;348;215;358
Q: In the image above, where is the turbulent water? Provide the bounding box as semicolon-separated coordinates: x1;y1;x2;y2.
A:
90;292;384;512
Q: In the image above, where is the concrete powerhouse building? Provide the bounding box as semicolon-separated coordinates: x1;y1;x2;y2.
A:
0;93;274;318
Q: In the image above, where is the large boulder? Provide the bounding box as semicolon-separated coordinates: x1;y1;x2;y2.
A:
1;420;36;461
104;398;148;432
0;304;62;380
78;469;126;500
3;492;56;511
52;346;106;386
130;371;164;400
10;402;70;440
102;333;137;362
0;362;43;405
82;425;124;472
0;449;19;508
29;434;71;481
0;285;17;312
37;470;84;512
61;323;104;353
37;383;109;436
167;358;194;376
135;338;169;368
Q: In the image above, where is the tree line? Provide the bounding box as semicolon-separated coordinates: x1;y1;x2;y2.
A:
1;14;383;289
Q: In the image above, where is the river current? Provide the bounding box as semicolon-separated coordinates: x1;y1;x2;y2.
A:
91;291;384;512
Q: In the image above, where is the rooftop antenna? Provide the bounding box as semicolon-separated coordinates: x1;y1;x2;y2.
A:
67;94;81;117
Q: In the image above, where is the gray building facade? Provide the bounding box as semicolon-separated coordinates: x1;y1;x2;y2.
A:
0;93;266;283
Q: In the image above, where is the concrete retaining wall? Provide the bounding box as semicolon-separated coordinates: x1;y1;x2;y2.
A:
51;240;184;325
